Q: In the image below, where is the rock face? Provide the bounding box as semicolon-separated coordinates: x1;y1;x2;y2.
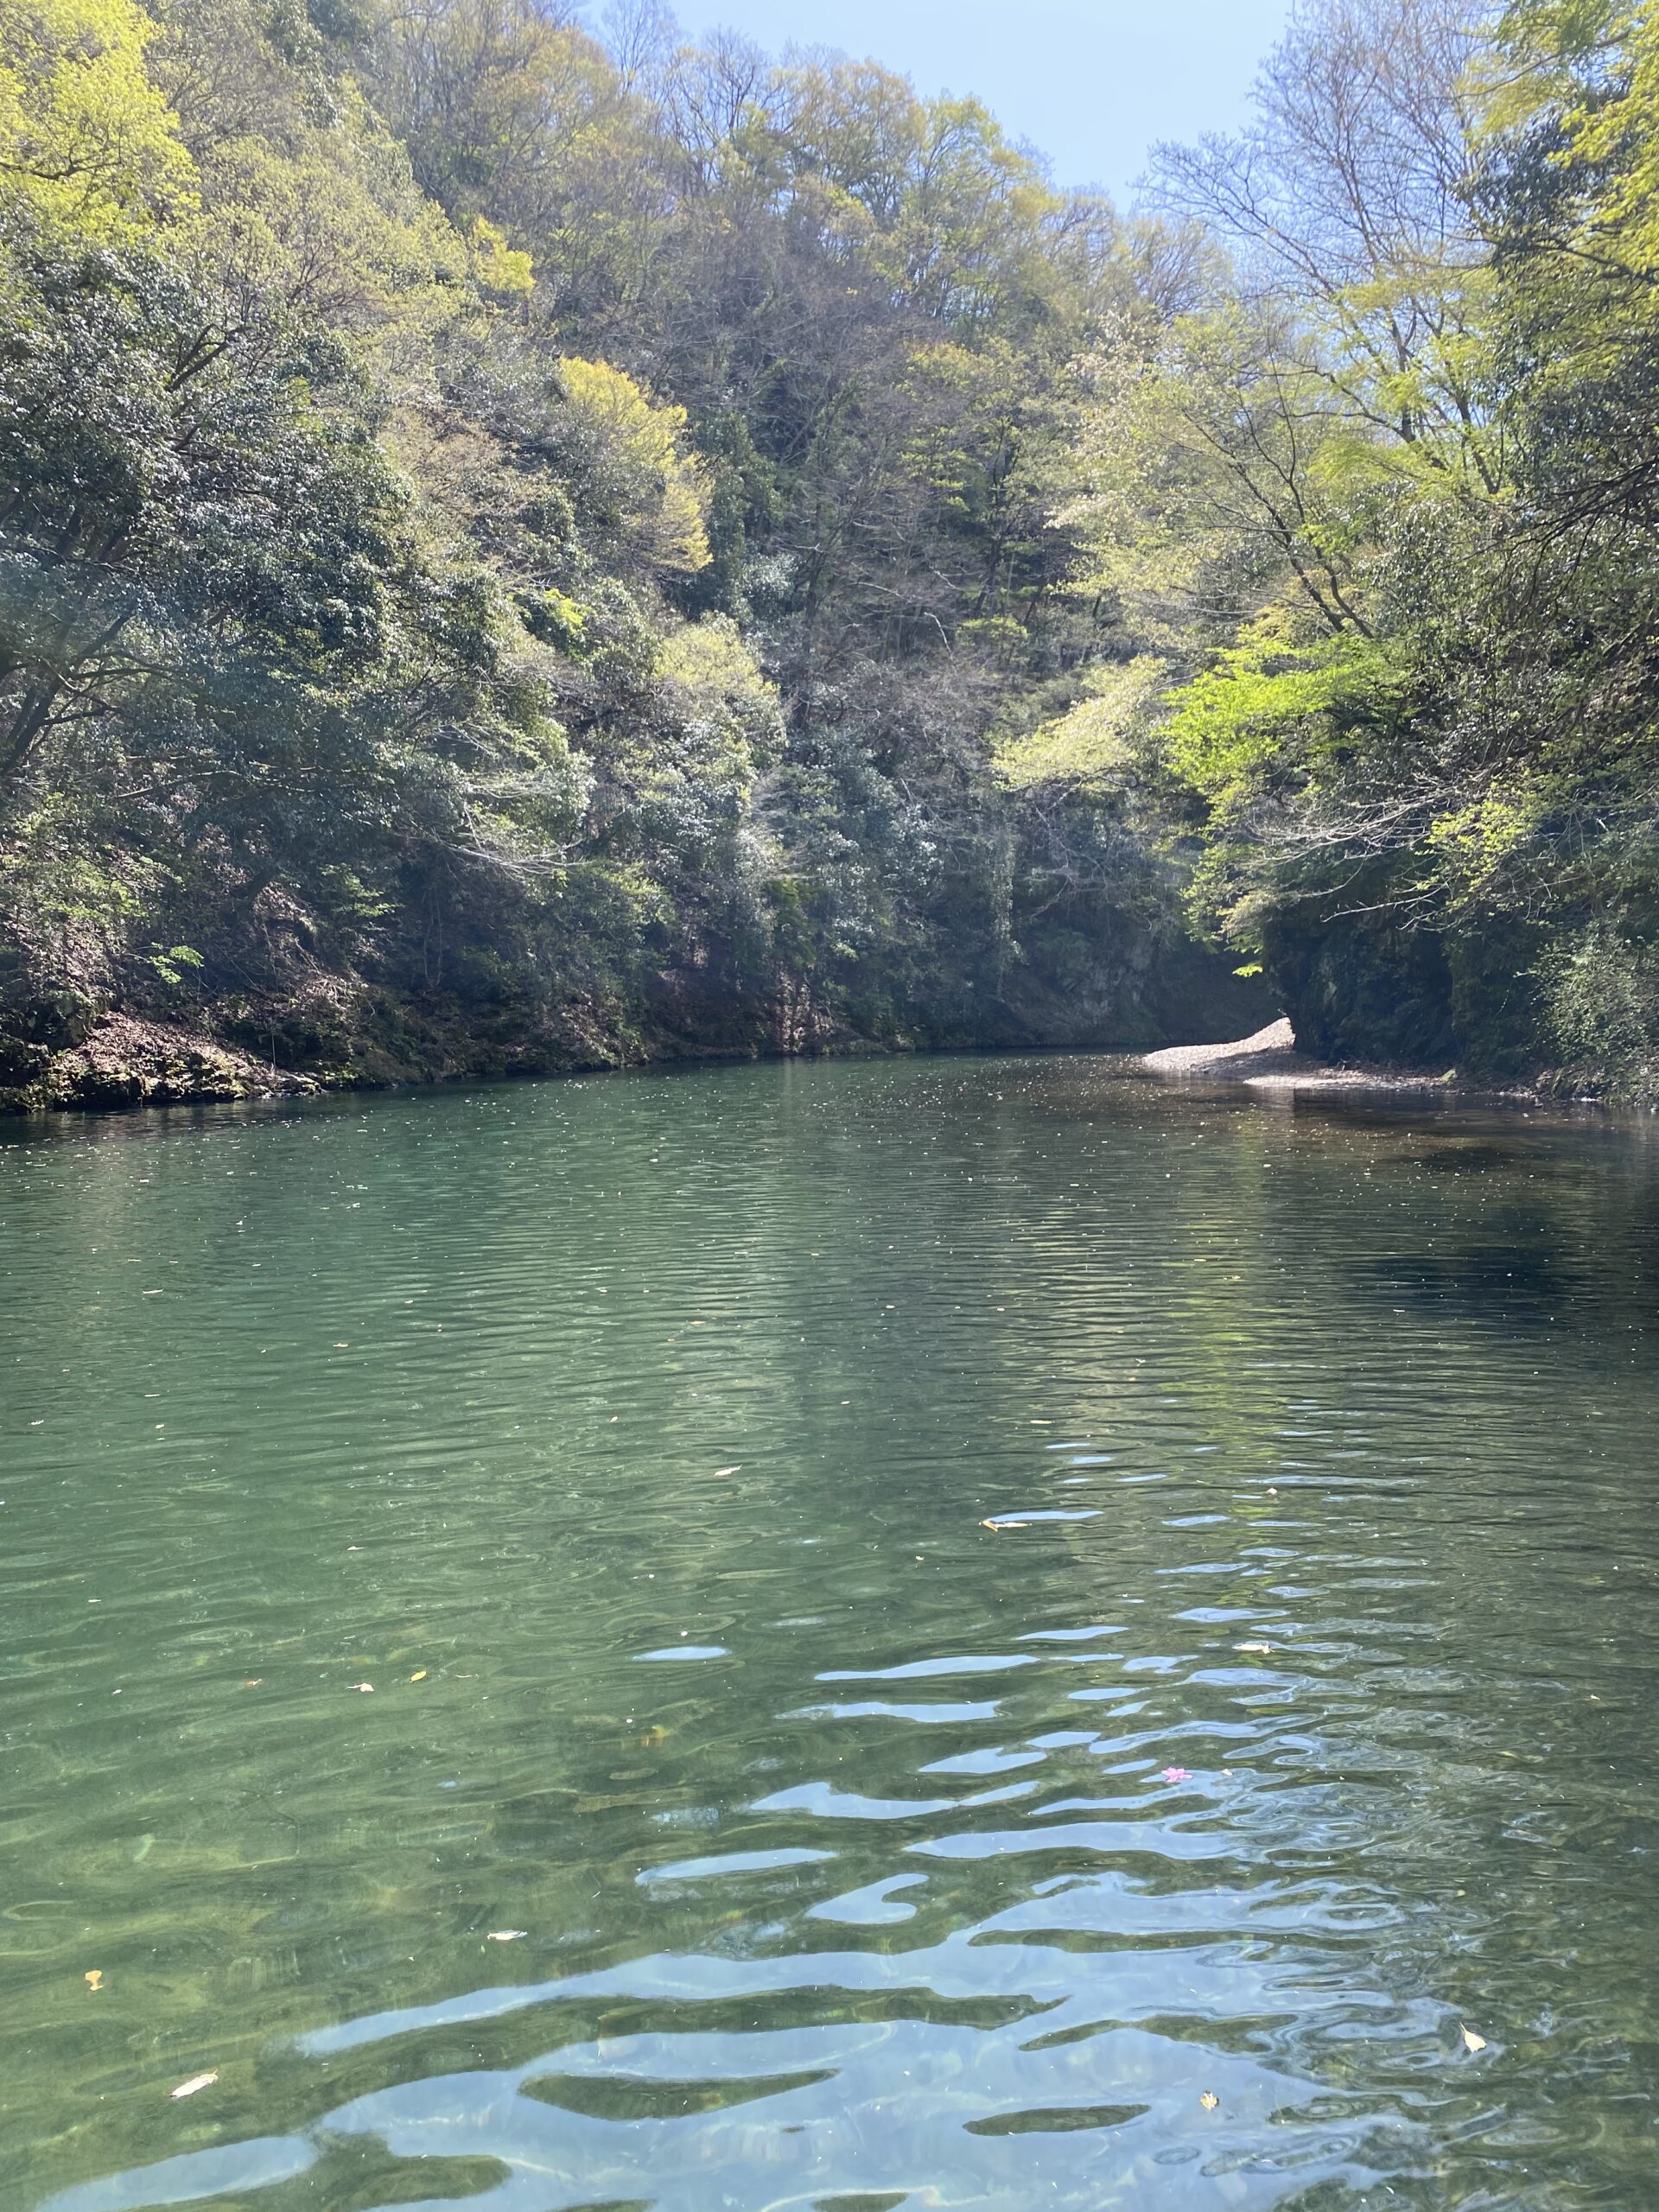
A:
990;931;1273;1052
0;925;1274;1116
1265;915;1459;1067
1262;903;1546;1079
0;1016;318;1114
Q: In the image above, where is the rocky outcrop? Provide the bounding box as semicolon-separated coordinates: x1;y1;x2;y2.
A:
0;1015;319;1113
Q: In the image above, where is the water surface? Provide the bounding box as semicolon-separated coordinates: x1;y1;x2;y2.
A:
3;1056;1657;2211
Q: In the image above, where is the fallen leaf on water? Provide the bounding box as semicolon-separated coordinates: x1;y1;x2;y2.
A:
1461;2024;1487;2054
1199;2091;1219;2110
243;1679;263;1689
410;1670;428;1682
981;1518;1030;1530
1162;1766;1192;1783
171;2072;218;2100
487;1929;526;1942
351;1682;373;1694
84;1971;103;1992
1236;1643;1272;1654
713;1466;741;1478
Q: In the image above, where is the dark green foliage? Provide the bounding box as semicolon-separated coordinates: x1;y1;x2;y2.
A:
1052;0;1659;1096
0;0;1265;1107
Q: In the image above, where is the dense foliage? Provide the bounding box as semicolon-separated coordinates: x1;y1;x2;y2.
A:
0;0;1259;1106
1042;0;1659;1092
7;0;1654;1107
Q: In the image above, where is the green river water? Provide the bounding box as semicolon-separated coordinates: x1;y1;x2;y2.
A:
2;1055;1657;2211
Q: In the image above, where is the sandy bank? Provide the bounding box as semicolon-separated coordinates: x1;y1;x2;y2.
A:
1141;1018;1459;1093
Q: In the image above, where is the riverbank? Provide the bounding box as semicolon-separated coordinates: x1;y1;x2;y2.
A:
0;1007;709;1116
5;1007;1599;1120
0;950;1273;1116
0;1014;323;1114
1142;1019;1477;1095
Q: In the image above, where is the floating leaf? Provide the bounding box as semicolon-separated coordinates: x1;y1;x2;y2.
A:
351;1682;373;1694
486;1929;526;1942
171;2072;217;2099
410;1671;427;1682
1461;2024;1487;2054
1199;2091;1219;2110
1162;1766;1192;1783
1236;1643;1272;1654
713;1466;741;1478
84;1971;103;1992
243;1679;263;1689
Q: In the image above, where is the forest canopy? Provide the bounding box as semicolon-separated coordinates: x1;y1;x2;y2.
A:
2;0;1656;1103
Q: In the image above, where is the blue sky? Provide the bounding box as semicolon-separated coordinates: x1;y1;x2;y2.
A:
671;0;1294;203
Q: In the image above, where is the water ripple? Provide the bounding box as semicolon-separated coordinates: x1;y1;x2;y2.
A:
5;1058;1659;2209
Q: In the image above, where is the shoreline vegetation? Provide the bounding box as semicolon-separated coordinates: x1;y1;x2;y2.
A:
0;1007;1589;1120
4;0;1659;1111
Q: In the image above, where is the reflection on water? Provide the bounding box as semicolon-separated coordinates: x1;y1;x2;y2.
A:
2;1058;1656;2211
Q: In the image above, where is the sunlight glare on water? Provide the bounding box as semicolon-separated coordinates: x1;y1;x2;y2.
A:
2;1055;1657;2211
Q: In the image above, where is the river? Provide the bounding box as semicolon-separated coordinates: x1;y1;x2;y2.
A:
3;1055;1656;2210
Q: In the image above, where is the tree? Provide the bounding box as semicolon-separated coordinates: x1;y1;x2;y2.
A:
2;0;1262;1103
0;0;195;240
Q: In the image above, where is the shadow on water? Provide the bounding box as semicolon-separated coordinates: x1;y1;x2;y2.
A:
3;1054;1657;2211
